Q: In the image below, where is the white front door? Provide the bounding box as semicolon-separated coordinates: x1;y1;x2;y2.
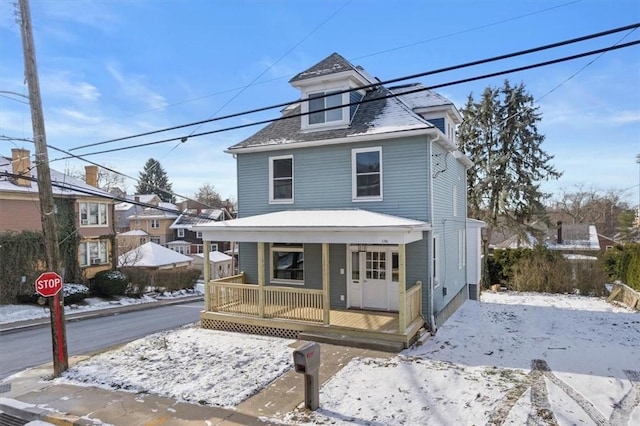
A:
348;246;399;311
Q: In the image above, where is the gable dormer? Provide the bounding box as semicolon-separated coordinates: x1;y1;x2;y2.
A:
290;53;373;132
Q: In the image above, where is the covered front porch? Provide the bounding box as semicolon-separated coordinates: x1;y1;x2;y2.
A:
197;210;430;349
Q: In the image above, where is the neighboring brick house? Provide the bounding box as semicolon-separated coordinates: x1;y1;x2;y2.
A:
0;148;116;280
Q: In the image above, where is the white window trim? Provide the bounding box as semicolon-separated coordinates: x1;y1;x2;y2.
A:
196;231;203;239
301;84;350;131
458;229;466;270
433;234;441;288
453;186;458;217
352;147;383;202
79;240;108;267
269;155;294;204
270;243;304;285
177;228;185;238
150;219;160;229
79;201;109;227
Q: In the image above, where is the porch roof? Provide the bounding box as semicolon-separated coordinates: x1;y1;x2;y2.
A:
194;209;430;244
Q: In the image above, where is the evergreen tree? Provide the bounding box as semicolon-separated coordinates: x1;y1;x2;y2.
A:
458;80;562;283
135;158;175;203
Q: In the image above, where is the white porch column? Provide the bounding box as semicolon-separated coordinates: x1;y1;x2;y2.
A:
322;243;330;325
398;243;407;333
257;242;265;317
203;240;211;311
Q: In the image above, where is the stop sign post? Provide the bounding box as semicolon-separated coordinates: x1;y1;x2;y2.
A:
35;271;68;375
35;271;62;297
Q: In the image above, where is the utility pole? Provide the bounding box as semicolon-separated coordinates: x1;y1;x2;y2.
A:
18;0;68;376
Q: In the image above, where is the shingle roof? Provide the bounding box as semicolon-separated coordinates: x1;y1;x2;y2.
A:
289;52;359;83
228;86;433;151
0;156;113;199
170;209;225;229
389;83;453;109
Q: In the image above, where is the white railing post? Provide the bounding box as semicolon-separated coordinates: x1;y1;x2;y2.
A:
203;240;211;311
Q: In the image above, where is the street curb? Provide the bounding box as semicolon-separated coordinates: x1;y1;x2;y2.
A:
0;397;94;425
0;295;204;334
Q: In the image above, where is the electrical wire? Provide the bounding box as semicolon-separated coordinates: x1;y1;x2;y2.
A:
67;22;640;153
56;39;640;159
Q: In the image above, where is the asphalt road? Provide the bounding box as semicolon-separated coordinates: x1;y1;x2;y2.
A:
0;300;203;380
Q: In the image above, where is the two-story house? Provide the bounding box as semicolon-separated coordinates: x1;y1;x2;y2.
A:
168;208;232;255
114;194;161;233
0;149;116;281
195;53;482;349
127;201;179;246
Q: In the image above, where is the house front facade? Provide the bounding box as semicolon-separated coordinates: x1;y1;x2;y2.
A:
0;149;115;281
196;53;479;348
127;202;179;246
169;208;232;255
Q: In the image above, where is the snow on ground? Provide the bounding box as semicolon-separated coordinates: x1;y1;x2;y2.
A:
288;292;639;425
0;288;201;324
55;327;295;408
10;291;637;424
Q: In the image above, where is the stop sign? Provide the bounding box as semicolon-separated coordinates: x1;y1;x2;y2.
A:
35;272;63;297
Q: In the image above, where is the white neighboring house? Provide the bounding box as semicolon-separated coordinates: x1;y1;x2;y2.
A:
191;251;233;280
118;241;193;270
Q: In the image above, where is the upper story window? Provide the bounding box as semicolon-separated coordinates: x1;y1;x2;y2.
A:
151;219;160;229
269;155;293;203
309;91;342;124
177;228;185;238
352;147;382;201
196;231;203;239
79;202;108;226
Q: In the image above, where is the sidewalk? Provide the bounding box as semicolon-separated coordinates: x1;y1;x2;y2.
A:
0;300;391;425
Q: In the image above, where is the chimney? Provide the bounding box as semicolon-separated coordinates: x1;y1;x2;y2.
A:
556;221;563;244
85;165;98;187
134;196;140;203
11;148;32;187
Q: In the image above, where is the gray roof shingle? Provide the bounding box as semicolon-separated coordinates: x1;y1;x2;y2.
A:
289;52;359;83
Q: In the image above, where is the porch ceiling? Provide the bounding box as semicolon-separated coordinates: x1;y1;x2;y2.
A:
195;209;430;244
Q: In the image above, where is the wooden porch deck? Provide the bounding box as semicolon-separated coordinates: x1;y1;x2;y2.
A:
200;273;425;349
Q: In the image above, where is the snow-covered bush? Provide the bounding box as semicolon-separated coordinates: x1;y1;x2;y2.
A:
93;270;128;298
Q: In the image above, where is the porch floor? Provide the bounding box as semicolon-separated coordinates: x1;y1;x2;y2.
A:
200;307;424;350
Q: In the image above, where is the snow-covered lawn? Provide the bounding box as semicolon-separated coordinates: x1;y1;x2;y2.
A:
16;291;638;424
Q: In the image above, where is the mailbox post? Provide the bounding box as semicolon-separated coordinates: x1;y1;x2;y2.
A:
293;342;321;410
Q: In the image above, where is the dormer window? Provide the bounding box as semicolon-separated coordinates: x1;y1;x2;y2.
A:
309;91;343;124
300;86;351;131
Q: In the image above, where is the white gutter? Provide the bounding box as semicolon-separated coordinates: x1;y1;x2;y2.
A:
428;135;437;334
226;128;437;154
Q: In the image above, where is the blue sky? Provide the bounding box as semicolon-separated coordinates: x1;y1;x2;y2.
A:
1;0;639;207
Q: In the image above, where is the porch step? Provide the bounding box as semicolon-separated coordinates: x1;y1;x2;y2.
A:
298;332;405;353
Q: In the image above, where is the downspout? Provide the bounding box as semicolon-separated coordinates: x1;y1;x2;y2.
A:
428;134;441;334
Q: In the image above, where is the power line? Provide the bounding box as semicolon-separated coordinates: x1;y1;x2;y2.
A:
67;22;640;153
56;39;640;159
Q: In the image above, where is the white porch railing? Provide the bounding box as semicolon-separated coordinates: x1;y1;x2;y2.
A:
405;282;422;328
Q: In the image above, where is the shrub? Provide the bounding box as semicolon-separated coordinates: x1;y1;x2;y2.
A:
93;270;128;298
16;283;89;305
120;267;201;295
602;243;640;291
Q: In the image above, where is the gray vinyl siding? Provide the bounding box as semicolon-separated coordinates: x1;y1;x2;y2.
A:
238;242;258;283
405;237;430;318
237;135;431;221
430;142;468;316
329;244;347;309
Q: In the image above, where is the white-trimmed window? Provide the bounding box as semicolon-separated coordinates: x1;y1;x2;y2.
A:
79;240;108;266
458;229;466;270
177;228;185;238
150;237;161;244
352;147;382;201
269;155;293;203
433;234;440;287
453;186;458;217
79;202;108;226
271;243;304;283
151;219;160;229
308;91;343;125
196;231;203;239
